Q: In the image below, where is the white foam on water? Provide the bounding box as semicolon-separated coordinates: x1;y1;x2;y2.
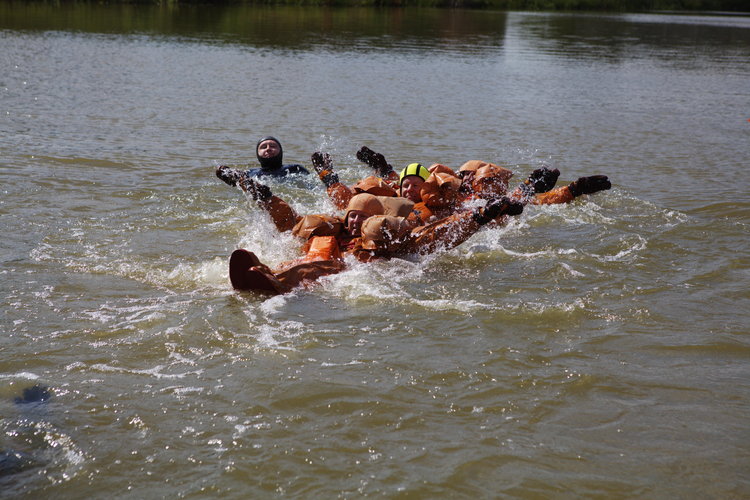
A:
163;385;204;399
0;372;40;380
77;299;170;330
87;363;203;380
559;262;585;277
253;322;303;351
321;256;427;302
158;257;227;289
321;360;364;367
596;234;648;262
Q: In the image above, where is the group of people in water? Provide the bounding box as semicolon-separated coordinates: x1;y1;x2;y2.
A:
215;136;611;295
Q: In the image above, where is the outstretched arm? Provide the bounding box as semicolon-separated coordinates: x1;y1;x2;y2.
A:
216;166;300;232
406;197;524;255
216;165;249;187
509;167;610;205
233;174;300;233
532;175;612;205
356;146;399;182
311;152;355;210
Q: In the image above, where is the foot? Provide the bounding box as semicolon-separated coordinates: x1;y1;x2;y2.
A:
229;249;285;294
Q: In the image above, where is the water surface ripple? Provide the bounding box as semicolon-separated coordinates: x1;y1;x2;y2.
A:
1;6;749;499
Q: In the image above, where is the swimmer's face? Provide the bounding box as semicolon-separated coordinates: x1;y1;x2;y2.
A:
401;176;426;203
346;210;370;237
257;140;281;159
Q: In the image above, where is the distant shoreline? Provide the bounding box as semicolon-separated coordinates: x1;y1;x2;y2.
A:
6;0;749;14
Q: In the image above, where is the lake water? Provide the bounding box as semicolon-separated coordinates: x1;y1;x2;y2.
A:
1;4;749;498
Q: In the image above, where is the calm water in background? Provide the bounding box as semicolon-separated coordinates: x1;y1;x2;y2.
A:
1;4;749;498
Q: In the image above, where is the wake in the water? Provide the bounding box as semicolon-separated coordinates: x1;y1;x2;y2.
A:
213;145;610;297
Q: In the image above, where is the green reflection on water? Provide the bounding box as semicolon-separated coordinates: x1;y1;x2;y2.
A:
1;4;512;48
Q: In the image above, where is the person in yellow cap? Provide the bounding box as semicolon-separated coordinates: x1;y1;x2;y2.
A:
398;162;431;203
310;150;432;209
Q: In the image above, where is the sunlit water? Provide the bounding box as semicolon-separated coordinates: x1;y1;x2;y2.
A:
1;6;749;498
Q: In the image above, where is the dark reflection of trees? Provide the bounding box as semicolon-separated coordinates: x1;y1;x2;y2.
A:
517;13;750;64
0;4;508;54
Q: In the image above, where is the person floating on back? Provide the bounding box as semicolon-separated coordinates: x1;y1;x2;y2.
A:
215;136;309;185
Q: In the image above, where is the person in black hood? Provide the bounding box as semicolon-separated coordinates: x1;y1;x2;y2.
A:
216;136;309;186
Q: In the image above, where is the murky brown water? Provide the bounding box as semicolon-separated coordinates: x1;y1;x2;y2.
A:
2;5;749;498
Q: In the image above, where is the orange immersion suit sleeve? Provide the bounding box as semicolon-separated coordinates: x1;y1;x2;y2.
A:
384;171;400;184
326;183;355;210
403;212;482;256
258;195;301;233
508;185;575;205
531;186;575;205
408;202;435;225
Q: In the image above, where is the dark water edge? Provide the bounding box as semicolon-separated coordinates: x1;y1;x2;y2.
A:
2;0;749;13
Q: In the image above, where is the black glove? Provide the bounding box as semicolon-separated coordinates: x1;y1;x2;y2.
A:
526;166;560;193
239;177;272;202
472;197;524;225
311;152;340;188
356;146;393;177
216;165;245;187
568;175;611;197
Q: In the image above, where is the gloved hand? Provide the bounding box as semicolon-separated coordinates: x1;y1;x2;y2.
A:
239;177;272;202
568;175;611;197
215;165;245;187
356;146;393;177
526;166;560;193
311;152;340;188
473;197;524;225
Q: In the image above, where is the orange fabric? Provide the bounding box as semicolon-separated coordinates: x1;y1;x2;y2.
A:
292;214;344;239
326;176;400;210
260;196;300;233
408;202;435;224
304;236;342;262
427;164;456;175
344;193;386;223
406;211;481;256
360;215;412;251
471;165;514;197
531;186;575;205
377;196;414;217
326;182;355;210
274;260;346;290
383;170;400;184
459;160;491;173
266;236;345;290
353;176;398;197
421;171;462;209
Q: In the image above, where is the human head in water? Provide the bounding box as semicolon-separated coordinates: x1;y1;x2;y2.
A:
344;193;383;237
256;136;283;171
399;163;431;203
